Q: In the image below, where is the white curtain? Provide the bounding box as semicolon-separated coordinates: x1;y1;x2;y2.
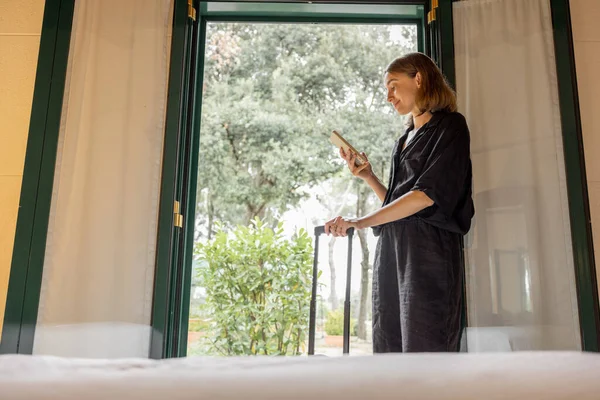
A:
33;0;173;358
454;0;581;351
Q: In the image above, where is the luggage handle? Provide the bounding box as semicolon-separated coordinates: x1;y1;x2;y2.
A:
308;225;354;355
314;225;355;236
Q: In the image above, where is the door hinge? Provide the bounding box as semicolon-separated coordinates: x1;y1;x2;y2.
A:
188;0;197;21
174;201;184;228
428;9;437;24
428;0;438;24
175;214;184;228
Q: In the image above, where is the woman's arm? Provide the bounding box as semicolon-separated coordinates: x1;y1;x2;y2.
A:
356;190;433;229
325;190;433;236
363;172;387;203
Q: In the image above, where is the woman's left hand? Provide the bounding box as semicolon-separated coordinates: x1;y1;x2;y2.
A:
324;216;360;237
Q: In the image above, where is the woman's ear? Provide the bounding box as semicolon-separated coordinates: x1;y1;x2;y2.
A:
415;72;422;88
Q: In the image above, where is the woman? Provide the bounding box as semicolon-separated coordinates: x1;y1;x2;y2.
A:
325;53;474;353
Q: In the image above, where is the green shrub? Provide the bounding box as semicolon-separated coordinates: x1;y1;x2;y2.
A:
325;310;344;336
195;218;313;356
324;309;357;337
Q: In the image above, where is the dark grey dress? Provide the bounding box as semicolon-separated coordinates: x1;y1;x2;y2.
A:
371;111;474;353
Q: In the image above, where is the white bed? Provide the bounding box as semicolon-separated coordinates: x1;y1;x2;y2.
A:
1;352;600;399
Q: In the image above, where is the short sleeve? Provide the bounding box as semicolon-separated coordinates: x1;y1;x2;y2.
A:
411;114;471;219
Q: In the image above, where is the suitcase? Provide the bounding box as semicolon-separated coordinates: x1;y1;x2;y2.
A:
308;225;355;355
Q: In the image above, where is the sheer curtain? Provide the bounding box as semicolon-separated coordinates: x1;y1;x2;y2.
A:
33;0;173;358
454;0;581;351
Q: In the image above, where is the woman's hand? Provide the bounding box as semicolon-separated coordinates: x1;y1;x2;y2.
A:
340;148;372;181
324;216;360;237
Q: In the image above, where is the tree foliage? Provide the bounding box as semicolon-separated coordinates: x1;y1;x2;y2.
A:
196;23;417;236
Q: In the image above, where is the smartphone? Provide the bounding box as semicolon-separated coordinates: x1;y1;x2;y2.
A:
329;130;367;166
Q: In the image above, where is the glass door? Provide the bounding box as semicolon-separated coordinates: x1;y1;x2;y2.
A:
0;0;199;358
30;0;176;358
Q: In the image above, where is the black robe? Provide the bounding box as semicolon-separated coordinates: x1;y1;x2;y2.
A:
371;111;474;353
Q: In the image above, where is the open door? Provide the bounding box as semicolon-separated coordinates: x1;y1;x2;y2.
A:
454;0;599;352
0;0;199;358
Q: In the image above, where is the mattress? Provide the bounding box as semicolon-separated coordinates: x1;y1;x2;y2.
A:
1;352;599;399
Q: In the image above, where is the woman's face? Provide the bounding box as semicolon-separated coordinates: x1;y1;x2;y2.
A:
384;71;420;115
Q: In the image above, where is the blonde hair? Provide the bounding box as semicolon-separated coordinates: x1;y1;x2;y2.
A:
386;53;457;124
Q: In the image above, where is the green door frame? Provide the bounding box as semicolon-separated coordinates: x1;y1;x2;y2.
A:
0;0;76;354
549;0;600;351
150;0;199;360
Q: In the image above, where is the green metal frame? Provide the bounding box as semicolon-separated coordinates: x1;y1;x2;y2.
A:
203;16;426;56
164;17;194;358
199;3;427;54
437;0;455;88
174;17;208;357
151;0;196;359
550;0;599;352
426;1;454;87
166;5;204;359
201;1;423;19
0;0;75;354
